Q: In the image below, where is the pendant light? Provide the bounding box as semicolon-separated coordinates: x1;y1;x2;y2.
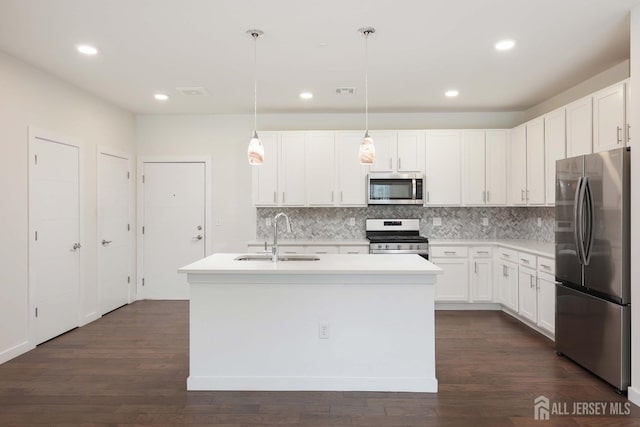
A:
358;27;375;165
247;29;264;165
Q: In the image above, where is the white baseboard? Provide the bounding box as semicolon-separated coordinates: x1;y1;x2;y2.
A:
628;386;640;407
187;375;438;393
435;302;501;311
81;311;101;326
0;341;33;365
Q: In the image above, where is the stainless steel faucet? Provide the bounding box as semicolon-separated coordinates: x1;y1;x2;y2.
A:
272;212;292;262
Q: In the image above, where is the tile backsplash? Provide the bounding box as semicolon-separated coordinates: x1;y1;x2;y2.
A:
256;206;555;242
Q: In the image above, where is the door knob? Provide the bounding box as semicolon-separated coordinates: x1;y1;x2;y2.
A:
101;240;112;246
193;235;203;241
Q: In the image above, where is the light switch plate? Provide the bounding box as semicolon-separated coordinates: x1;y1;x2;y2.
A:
537;217;542;227
265;218;271;227
433;217;442;227
349;217;355;226
482;217;489;226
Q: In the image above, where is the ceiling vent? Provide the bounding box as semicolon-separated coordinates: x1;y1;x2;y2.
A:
335;87;356;96
176;86;210;96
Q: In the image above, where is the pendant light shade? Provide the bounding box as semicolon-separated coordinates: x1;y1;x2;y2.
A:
247;29;264;165
358;27;375;165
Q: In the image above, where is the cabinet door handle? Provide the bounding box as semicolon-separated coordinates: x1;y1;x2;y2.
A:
536;277;540;291
474;262;477;274
398;158;402;170
628;124;631;141
487;190;490;203
444;251;457;255
331;192;334;202
503;253;510;258
426;191;430;203
530;275;535;288
541;264;551;269
273;191;277;203
526;189;530;201
482;191;486;203
282;192;285;203
521;258;529;264
340;191;343;203
521;189;525;201
477;251;489;255
389;158;393;170
617;126;622;144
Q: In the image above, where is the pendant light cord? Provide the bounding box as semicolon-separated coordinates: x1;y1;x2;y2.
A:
364;31;369;133
253;32;258;133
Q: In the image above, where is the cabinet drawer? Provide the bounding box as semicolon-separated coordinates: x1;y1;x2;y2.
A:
497;247;517;262
305;245;339;255
430;246;469;258
537;256;555;274
470;246;492;258
518;252;537;267
339;245;369;255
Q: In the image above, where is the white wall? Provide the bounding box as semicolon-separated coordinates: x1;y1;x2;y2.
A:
0;50;135;363
628;5;640;407
135;111;520;253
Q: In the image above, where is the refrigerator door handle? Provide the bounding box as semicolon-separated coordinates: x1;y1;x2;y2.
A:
574;176;585;264
583;177;595;266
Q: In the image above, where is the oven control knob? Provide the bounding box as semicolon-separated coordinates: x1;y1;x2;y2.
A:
377;244;382;250
385;244;389;249
397;244;401;250
409;245;414;250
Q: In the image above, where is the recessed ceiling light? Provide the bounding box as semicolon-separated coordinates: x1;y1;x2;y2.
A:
299;92;313;100
495;39;516;51
76;44;98;55
445;90;459;97
154;93;169;101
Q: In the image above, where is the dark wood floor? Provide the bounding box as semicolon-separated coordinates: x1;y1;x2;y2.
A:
0;301;637;426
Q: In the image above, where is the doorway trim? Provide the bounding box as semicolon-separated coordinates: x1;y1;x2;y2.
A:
136;156;212;300
96;146;134;307
27;126;84;344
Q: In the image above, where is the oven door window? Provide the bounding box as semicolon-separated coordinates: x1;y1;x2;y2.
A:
369;179;414;200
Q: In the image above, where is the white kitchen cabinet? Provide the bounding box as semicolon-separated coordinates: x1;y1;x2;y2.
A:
470;247;493;302
396;131;425;172
431;257;469;301
537;271;556;335
496;260;518;312
369;131;397;172
305;245;339;255
335;132;368;206
252;131;280;206
280;132;306;206
593;82;626;153
518;265;538;324
339;245;369;254
544;108;566;205
305;132;336;206
425;130;462;205
510;124;527;205
485;130;508;205
566;96;593;157
462;130;486;205
526;117;545;205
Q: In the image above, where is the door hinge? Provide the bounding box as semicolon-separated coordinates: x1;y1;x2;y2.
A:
35;231;38;241
127;276;130;284
127;223;130;231
127;171;130;179
142;175;145;183
142;278;145;286
34;154;38;165
35;307;38;318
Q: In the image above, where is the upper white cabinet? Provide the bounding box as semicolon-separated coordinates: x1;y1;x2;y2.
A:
462;131;486;205
510;124;527;205
593;82;626;153
566;96;593;157
369;131;424;173
544;108;566;205
525;117;545;205
280;132;307;206
335;132;368;206
425;130;462;205
396;131;425;172
305;132;335;206
485;130;508;205
251;131;279;206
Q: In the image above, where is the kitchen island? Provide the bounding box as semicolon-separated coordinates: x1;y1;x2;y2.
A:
179;253;441;392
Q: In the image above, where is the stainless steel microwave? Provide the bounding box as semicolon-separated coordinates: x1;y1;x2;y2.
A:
367;172;425;205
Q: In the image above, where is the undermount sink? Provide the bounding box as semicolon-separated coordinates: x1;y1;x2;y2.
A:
234;254;320;262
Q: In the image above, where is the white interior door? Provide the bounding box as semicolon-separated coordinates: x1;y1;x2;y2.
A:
29;135;80;344
98;151;131;314
142;162;206;299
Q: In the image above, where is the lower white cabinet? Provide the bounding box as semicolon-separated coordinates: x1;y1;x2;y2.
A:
497;260;518;312
431;257;469;301
470;247;493;302
518;265;538;323
537;271;556;334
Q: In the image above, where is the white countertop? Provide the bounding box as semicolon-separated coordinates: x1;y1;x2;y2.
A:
179;253;442;275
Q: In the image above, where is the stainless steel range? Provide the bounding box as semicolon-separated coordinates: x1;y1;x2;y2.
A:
366;219;429;259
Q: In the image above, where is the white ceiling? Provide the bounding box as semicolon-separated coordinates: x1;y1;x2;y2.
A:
0;0;637;115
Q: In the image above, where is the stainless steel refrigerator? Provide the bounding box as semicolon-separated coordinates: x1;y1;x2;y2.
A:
555;147;630;392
